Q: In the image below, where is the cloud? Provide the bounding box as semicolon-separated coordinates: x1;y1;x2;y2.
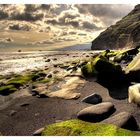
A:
75;4;134;26
82;21;103;30
10;12;44;21
77;33;87;36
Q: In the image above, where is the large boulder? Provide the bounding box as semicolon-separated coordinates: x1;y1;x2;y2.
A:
81;93;102;104
94;59;126;87
77;102;115;122
102;112;139;131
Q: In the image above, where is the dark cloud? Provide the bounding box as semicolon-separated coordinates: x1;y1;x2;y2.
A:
40;4;51;10
82;21;102;30
75;4;134;26
47;19;58;25
25;4;39;12
75;4;133;18
10;12;44;21
77;33;87;36
69;31;77;35
47;19;80;28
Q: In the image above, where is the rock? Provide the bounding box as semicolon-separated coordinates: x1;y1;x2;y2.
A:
32;89;39;96
94;58;126;87
38;93;48;98
20;103;30;107
47;73;52;78
102;112;139;131
77;102;115;122
45;59;51;62
9;110;17;116
53;58;57;61
35;113;40;116
33;127;44;136
48;91;81;100
82;93;102;104
53;70;59;74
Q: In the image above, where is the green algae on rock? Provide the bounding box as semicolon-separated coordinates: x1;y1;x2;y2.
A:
42;119;136;136
0;84;17;95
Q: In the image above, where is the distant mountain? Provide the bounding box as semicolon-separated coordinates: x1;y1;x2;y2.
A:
91;4;140;50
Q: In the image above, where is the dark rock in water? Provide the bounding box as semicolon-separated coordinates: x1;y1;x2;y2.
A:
47;73;52;78
20;103;30;107
9;110;17;116
102;112;139;131
45;59;51;62
53;58;57;61
77;102;115;122
33;127;44;136
91;4;140;50
82;93;102;104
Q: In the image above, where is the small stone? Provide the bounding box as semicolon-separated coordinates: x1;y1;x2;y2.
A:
53;70;59;74
33;127;44;136
53;58;57;61
82;93;102;104
38;93;48;98
35;113;40;116
20;103;30;107
9;110;17;116
45;59;51;62
47;74;52;78
77;102;115;122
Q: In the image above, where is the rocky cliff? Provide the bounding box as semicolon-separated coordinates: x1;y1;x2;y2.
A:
91;4;140;50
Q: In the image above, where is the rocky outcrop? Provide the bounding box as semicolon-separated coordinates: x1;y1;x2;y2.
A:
91;4;140;50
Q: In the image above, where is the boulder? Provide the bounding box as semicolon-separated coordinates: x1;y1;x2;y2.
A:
94;59;126;87
77;102;115;122
102;112;139;130
82;93;102;104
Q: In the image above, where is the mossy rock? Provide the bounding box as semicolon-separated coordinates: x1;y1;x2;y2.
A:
6;75;30;88
0;85;17;95
31;72;46;82
81;62;97;77
42;119;136;136
94;59;126;87
95;59;122;73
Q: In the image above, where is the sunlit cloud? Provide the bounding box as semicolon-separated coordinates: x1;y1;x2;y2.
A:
0;4;135;46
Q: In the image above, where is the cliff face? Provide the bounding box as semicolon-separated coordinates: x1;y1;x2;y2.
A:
91;4;140;50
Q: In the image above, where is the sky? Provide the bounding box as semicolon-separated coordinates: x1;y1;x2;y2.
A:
0;4;136;48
